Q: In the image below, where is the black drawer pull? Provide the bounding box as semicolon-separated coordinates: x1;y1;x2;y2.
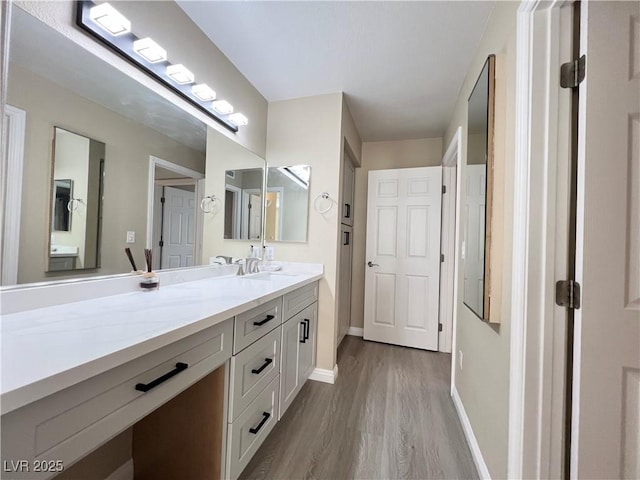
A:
303;319;310;341
135;362;188;392
253;314;275;326
251;358;273;375
300;321;306;343
249;412;271;434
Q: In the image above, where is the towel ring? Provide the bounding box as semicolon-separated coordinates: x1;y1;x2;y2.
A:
313;192;333;214
200;195;217;213
67;198;84;212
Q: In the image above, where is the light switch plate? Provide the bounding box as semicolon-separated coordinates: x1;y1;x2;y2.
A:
126;231;135;243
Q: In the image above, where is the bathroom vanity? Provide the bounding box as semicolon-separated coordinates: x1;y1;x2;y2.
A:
0;264;322;480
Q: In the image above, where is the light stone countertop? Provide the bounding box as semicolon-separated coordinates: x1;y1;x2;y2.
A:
1;268;323;415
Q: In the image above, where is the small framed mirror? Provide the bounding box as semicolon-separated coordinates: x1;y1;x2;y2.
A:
265;165;311;243
48;127;105;273
463;54;495;320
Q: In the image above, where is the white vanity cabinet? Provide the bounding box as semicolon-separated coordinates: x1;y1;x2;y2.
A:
226;281;319;479
1;319;233;480
279;285;318;419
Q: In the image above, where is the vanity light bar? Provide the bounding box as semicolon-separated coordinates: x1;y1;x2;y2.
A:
228;113;248;127
191;84;216;102
89;3;131;37
133;37;167;64
77;1;247;133
212;100;233;115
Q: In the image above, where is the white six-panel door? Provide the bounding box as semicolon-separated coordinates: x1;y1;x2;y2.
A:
364;167;442;351
161;186;195;269
572;2;640;478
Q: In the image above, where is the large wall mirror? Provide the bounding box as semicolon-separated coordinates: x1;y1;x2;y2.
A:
4;6;210;285
48;127;105;272
463;54;495;320
265;166;311;243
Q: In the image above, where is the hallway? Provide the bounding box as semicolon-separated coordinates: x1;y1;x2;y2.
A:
240;336;478;479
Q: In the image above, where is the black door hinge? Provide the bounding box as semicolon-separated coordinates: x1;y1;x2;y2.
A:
160;196;165;204
442;185;446;194
556;280;581;309
560;55;586;89
438;323;443;332
441;254;445;263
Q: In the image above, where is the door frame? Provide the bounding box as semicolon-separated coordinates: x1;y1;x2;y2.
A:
441;128;461;359
224;184;242;239
146;156;204;266
509;1;573;478
241;187;262;240
1;104;26;285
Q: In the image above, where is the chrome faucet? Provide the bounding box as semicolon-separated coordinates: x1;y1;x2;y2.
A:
245;257;260;274
235;257;260;276
215;255;233;264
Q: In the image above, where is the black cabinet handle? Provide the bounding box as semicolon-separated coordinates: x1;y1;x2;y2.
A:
253;314;275;326
343;231;350;245
303;319;310;341
344;203;351;218
249;412;271;434
135;362;188;392
251;358;273;375
299;321;306;343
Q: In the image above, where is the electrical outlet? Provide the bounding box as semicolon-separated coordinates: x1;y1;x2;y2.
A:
126;231;135;243
459;350;464;370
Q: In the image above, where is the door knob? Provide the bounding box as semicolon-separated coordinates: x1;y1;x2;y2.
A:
367;261;379;267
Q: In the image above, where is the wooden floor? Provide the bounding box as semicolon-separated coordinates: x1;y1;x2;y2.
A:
240;336;478;480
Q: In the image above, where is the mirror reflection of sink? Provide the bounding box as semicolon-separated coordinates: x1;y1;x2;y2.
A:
50;245;79;257
241;272;298;281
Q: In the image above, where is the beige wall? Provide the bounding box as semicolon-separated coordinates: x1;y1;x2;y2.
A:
14;1;268;157
443;2;518;478
203;127;265;262
8;64;205;284
266;93;344;371
350;138;443;329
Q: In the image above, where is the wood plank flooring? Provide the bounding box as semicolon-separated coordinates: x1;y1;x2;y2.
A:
239;336;478;480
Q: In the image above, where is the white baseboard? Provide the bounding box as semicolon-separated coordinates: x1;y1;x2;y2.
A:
451;387;491;479
309;364;339;384
105;459;133;480
347;326;364;337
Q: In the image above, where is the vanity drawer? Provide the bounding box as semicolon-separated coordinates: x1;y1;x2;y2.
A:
1;319;233;480
229;326;281;422
282;281;319;321
226;375;280;480
234;297;281;353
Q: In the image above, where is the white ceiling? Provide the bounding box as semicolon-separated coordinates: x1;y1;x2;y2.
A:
177;1;494;142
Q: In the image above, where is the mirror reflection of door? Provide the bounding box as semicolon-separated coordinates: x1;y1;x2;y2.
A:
152;163;201;270
242;190;262;240
160;186;195;269
264;190;282;241
264;165;311;243
52;179;72;232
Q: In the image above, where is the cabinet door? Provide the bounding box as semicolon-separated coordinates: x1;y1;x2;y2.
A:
298;303;317;384
342;160;355;226
279;315;303;418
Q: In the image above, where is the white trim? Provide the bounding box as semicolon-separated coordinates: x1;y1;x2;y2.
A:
509;2;572;479
443;127;462;392
347;326;363;337
308;365;338;384
1;105;26;285
451;386;491;479
147;156;204;265
225;183;242;239
440;128;461;354
104;459;133;480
